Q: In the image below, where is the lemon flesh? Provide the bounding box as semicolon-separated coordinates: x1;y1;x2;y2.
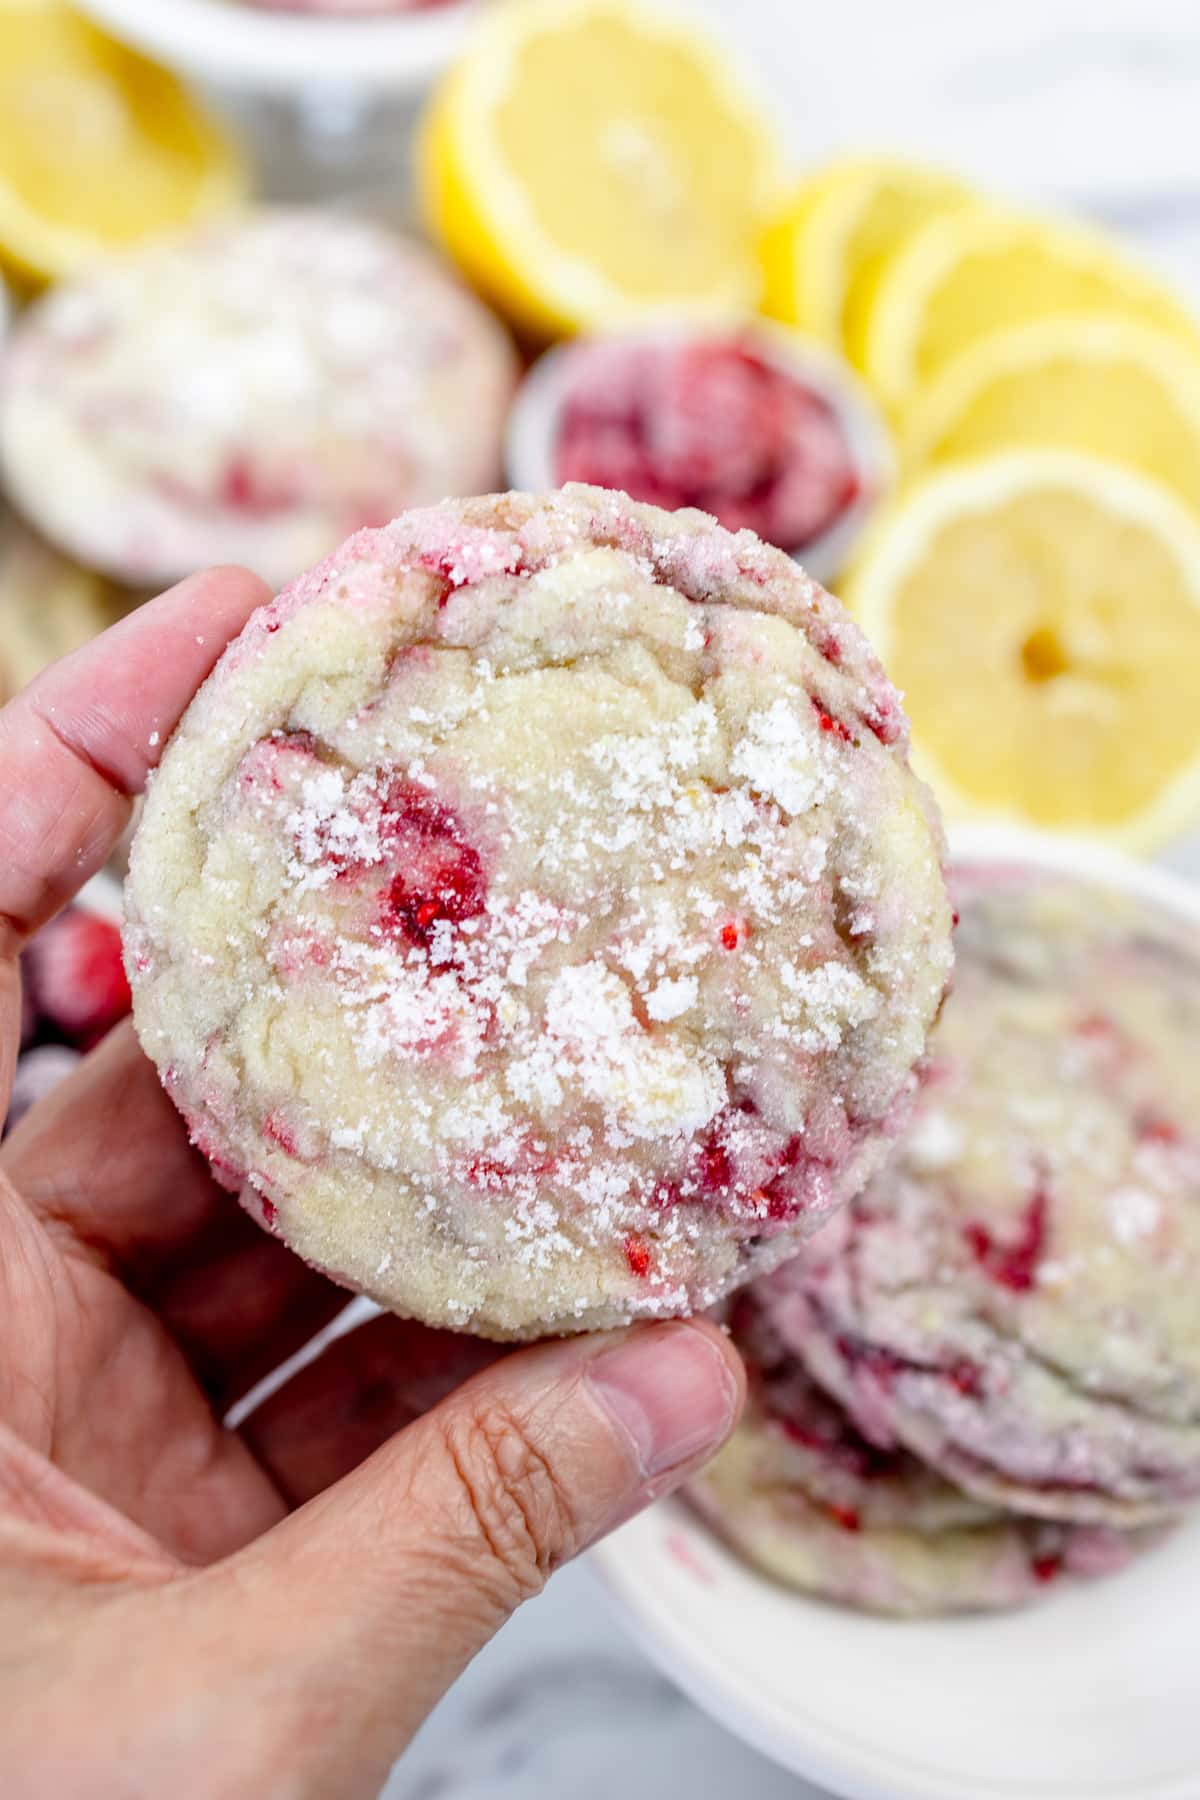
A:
849;453;1200;849
421;0;781;337
0;0;244;281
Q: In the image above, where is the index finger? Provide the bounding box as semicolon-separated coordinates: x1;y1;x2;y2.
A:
0;565;269;953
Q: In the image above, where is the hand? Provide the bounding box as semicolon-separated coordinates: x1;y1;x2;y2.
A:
0;570;744;1799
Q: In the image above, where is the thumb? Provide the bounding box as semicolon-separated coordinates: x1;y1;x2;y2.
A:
201;1319;742;1795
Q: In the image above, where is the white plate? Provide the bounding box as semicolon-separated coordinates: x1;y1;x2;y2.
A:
593;826;1200;1800
593;1499;1200;1800
75;0;479;94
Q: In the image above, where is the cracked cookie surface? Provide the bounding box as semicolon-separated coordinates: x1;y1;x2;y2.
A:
124;486;951;1337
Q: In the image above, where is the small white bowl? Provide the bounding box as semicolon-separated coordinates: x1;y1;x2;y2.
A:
592;825;1200;1800
506;321;893;588
75;0;478;94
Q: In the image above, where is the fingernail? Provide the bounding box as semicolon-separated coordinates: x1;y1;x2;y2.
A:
586;1322;741;1482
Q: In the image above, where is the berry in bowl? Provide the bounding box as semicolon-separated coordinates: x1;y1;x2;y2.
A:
506;324;892;584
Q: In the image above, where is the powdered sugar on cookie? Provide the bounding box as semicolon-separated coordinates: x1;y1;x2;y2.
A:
125;486;951;1338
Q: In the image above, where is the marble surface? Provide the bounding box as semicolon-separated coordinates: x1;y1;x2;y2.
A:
230;4;1200;1794
381;1565;816;1800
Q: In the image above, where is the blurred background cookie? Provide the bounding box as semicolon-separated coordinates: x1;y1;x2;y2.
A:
0;208;517;591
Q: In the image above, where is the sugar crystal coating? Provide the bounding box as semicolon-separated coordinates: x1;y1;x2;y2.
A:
763;865;1200;1522
124;486;952;1338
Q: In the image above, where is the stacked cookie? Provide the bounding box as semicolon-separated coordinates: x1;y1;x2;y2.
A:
690;865;1200;1613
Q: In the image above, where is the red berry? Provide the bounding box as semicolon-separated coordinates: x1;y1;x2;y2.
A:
1138;1114;1181;1146
964;1188;1049;1293
811;697;854;744
624;1233;653;1279
824;1504;861;1534
696;1140;733;1194
24;910;131;1043
219;455;293;517
377;782;487;950
262;1112;300;1157
1031;1554;1061;1584
948;1359;984;1398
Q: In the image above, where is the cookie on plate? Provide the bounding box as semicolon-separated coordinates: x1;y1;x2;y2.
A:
763;864;1200;1523
689;1291;1146;1615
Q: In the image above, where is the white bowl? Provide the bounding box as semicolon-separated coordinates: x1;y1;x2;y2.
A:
592;825;1200;1800
505;321;893;588
75;0;479;94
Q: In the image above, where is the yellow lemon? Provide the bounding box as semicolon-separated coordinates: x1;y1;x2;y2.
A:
761;157;976;364
0;0;245;283
420;0;783;338
861;209;1199;414
846;450;1200;852
902;316;1200;517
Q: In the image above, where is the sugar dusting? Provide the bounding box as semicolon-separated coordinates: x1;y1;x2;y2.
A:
124;485;951;1336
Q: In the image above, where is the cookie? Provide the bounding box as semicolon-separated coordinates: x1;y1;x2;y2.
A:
124;486;951;1338
0;210;516;591
0;512;126;706
239;0;453;10
762;864;1200;1523
689;1290;1147;1615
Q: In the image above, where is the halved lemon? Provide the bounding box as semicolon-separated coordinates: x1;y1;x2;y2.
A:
846;451;1200;852
861;209;1200;414
903;316;1200;516
0;0;245;283
420;0;784;338
760;157;977;362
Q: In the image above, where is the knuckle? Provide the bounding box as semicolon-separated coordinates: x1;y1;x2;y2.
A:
433;1400;581;1605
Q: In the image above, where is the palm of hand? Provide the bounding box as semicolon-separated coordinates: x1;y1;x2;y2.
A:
0;570;495;1573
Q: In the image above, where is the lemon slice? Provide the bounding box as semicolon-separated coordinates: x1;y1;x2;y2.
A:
903;316;1200;516
0;0;245;283
420;0;783;337
761;157;976;362
861;209;1200;415
846;450;1200;851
